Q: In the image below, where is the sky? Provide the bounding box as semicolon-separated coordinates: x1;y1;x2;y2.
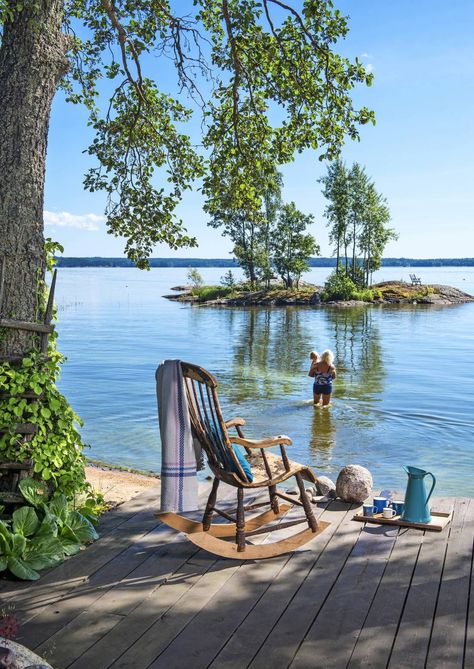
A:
44;0;474;259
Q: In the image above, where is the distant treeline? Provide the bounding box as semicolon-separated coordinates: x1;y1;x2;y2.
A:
55;257;474;268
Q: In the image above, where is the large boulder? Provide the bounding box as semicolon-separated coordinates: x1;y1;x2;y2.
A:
336;465;373;503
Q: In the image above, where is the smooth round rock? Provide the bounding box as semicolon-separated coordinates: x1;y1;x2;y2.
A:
336;465;373;503
0;638;52;669
315;476;336;497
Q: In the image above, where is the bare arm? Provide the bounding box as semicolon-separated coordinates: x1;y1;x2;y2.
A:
331;365;337;379
308;362;317;377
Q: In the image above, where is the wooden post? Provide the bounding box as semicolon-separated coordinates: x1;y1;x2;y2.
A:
236;487;246;551
202;477;219;531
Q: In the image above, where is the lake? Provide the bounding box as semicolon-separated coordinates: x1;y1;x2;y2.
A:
55;266;474;497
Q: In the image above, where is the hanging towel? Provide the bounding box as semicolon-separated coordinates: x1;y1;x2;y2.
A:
156;360;202;512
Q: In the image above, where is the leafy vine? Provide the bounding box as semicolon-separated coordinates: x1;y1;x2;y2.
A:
0;239;88;499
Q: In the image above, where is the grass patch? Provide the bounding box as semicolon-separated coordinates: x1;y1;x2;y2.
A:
375;282;434;301
193;285;235;301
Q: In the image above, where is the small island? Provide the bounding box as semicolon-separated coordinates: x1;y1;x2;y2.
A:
164;280;473;307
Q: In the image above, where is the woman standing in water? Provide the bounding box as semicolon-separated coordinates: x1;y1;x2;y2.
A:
308;349;336;407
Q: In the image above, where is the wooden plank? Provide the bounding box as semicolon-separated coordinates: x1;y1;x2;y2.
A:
43;612;124;669
156;501;337;669
3;510;164;609
11;482;218;622
425;498;473;668
15;483;237;664
209;501;351;669
290;521;399;668
465;503;474;668
0;318;54;334
146;554;291;669
67;556;212;669
0;423;38;435
35;540;200;668
0;484;161;599
248;501;363;669
387;498;453;668
75;490;263;669
18;521;181;649
0;391;41;399
347;528;423;668
107;557;243;669
0;460;33;470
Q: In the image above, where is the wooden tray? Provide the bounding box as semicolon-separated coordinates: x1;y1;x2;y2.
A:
352;510;452;532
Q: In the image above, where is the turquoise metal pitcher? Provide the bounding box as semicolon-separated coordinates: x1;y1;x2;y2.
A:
401;466;436;524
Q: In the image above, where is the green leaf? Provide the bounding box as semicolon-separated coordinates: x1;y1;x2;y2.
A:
0;555;7;571
24;535;64;570
48;494;69;522
7;556;40;581
19;478;49;508
11;533;27;557
35;514;58;539
58;527;81;556
12;506;39;537
66;511;99;543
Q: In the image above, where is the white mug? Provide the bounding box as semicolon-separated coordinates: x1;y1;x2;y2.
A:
382;507;396;519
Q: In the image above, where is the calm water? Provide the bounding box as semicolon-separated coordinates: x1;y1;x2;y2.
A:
55;266;474;496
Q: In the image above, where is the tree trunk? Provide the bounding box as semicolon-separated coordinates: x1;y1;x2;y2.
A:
351;222;357;281
0;0;68;356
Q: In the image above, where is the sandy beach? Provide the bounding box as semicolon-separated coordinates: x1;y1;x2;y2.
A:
85;463;159;507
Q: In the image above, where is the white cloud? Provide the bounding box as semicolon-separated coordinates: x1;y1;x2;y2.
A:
44;210;103;231
365;63;374;74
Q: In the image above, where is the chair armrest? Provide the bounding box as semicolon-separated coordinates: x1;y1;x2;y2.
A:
229;435;292;448
225;417;246;428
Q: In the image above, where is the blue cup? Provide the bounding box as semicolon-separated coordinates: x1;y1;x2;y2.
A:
362;504;378;517
373;497;388;513
391;500;405;516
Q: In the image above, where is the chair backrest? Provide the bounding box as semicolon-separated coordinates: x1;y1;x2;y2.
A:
180;361;247;482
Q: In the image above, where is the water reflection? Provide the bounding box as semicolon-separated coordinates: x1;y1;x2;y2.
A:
224;307;314;402
326;306;386;404
310;407;337;467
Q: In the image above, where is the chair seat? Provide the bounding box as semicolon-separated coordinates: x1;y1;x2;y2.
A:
246;449;313;487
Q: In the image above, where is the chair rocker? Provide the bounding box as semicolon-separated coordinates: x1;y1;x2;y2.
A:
157;362;330;559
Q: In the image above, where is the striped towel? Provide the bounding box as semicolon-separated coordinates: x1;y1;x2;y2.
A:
156;360;202;512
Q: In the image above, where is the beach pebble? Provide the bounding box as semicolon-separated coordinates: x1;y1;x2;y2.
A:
336;465;373;504
315;476;337;497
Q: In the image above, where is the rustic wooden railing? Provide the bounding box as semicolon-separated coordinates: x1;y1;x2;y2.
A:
0;267;57;509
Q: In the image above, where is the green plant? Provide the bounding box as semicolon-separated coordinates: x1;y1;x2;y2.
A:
186;268;204;294
0;351;88;497
194;285;234;302
0;478;98;581
220;270;237;289
321;270;357;301
0;239;88;499
350;288;376;301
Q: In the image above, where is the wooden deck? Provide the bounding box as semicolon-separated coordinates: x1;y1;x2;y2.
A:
1;484;473;668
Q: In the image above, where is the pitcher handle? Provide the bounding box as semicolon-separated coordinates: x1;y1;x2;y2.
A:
425;472;436;504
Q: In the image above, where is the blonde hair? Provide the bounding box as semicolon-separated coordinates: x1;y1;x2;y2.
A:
320;349;334;365
309;351;319;360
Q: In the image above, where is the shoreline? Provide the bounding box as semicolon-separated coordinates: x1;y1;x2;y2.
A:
164;281;474;307
85;460;159;508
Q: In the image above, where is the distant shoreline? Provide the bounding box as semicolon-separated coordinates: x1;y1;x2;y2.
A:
55;257;474;268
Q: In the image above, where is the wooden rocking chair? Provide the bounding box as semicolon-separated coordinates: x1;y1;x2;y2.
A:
157;362;330;559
